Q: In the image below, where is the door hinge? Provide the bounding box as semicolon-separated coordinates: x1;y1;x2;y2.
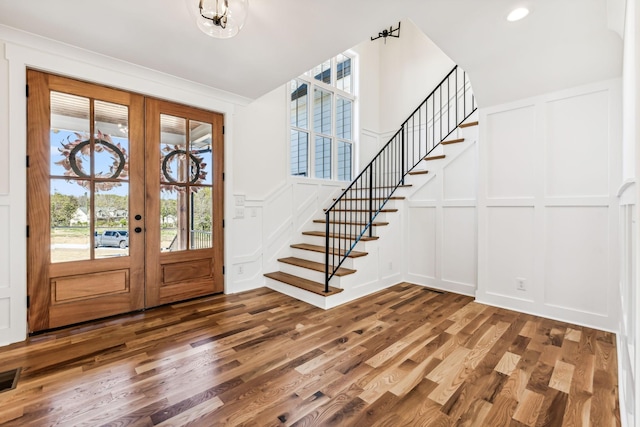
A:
222;266;225;275
26;155;30;168
26;225;29;238
26;295;30;308
25;84;29;98
222;219;225;228
222;125;225;135
222;172;225;181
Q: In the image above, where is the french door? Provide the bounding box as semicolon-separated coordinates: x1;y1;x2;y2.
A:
26;71;224;332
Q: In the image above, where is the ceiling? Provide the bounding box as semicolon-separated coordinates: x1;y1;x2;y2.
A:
0;0;623;107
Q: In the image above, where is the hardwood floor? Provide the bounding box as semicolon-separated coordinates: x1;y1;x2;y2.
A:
0;284;620;426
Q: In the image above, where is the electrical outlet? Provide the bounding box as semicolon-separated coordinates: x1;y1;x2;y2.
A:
234;207;245;219
238;265;244;275
516;277;526;291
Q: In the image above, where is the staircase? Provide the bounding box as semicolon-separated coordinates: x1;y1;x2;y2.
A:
265;66;478;305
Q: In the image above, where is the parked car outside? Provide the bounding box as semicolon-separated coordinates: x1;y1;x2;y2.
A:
95;230;129;249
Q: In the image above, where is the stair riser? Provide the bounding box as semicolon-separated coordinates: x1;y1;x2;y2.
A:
290;248;357;269
335;198;400;208
321;210;396;225
308;223;382;237
299;234;372;251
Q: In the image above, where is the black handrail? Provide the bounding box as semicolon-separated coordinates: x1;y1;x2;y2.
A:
323;65;477;292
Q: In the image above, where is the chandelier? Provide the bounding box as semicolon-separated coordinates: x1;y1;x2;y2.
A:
190;0;249;39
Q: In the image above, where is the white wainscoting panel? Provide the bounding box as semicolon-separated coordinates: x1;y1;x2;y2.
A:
486;206;535;301
0;298;9;330
407;207;437;279
544;206;610;316
442;206;476;287
486;106;536;199
412;176;438;201
478;79;620;332
545;90;610;198
443;145;476;201
0;42;8;195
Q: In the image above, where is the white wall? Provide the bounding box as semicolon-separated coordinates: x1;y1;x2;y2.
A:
232;86;288;199
619;0;639;425
477;79;622;333
0;26;246;346
378;20;456;134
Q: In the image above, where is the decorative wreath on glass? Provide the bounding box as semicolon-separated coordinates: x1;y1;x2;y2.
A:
56;131;128;191
160;145;209;193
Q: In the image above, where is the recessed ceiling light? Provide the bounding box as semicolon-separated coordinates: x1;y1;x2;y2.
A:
507;7;530;22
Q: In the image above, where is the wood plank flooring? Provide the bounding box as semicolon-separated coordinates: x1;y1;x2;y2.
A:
0;283;620;426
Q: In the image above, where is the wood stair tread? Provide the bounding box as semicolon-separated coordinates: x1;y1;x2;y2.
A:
459;121;479;128
441;138;465;145
264;272;343;296
278;257;356;276
302;231;379;241
291;243;368;258
423;154;446;161
408;170;429;175
313;219;389;226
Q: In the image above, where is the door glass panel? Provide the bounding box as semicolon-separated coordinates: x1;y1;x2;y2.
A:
160;190;179;252
50;92;90;178
95;184;130;258
160;114;187;183
94;101;129;180
50;179;91;263
190;121;213;186
50;92;91;263
160;186;186;252
49;92;132;263
190;187;213;249
159;116;214;253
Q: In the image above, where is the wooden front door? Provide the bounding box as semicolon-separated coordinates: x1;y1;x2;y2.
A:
26;72;224;332
144;99;224;307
